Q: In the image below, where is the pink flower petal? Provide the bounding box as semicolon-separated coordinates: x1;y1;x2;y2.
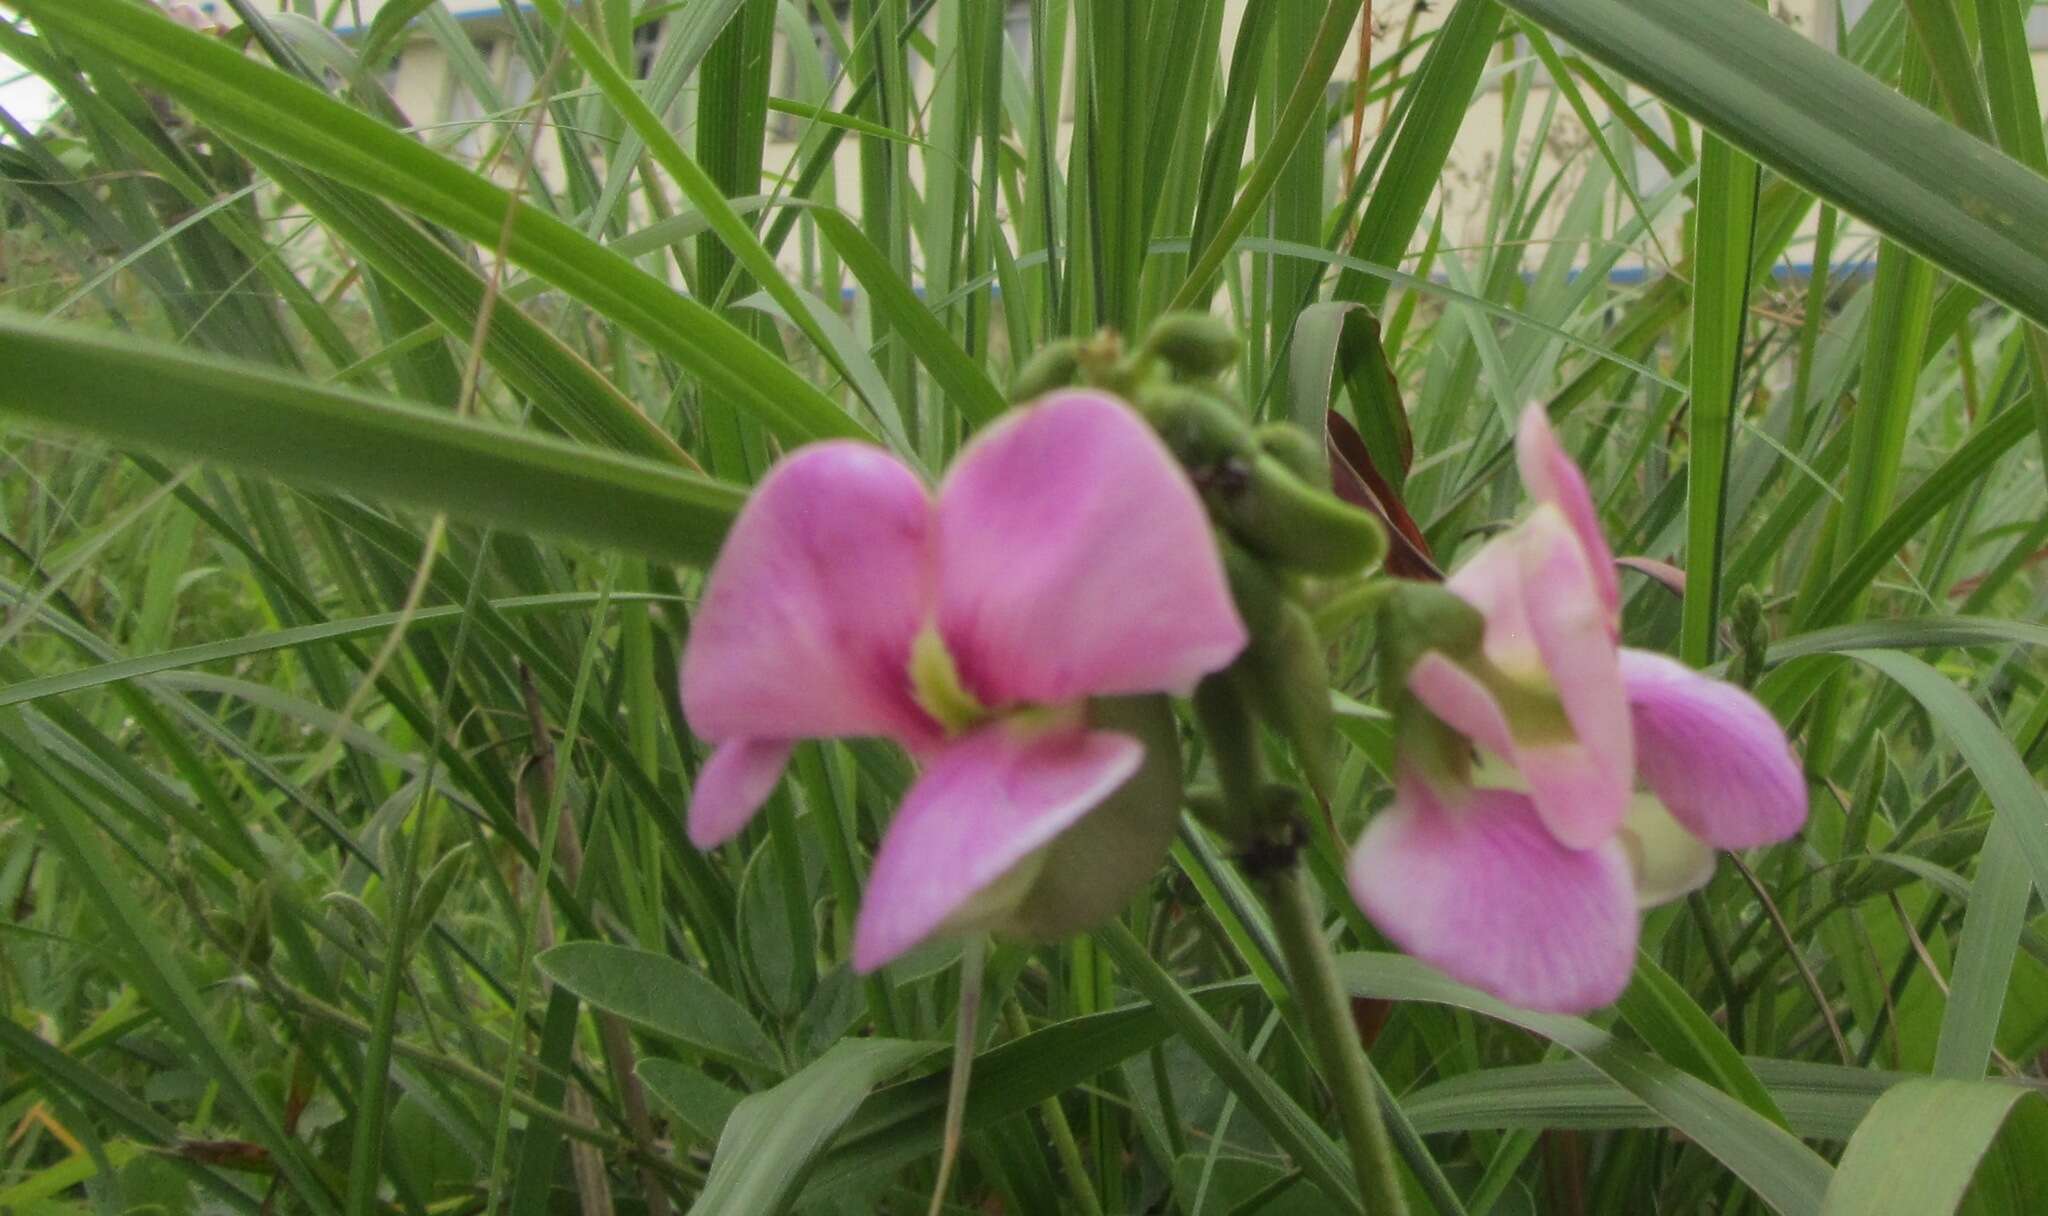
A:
1515;508;1633;849
1517;405;1618;622
1431;510;1631;850
688;738;795;848
935;392;1246;707
1407;652;1515;758
852;721;1144;971
1348;767;1639;1013
681;442;941;755
1621;649;1808;849
1443;529;1530;657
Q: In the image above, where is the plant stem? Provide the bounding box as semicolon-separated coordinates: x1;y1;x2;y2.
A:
1262;864;1409;1216
1004;1001;1107;1216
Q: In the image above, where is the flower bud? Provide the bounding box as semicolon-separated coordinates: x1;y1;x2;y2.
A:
1009;339;1084;401
1140;312;1243;380
1377;581;1485;689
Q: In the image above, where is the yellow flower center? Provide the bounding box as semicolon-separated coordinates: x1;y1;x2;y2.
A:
909;625;988;734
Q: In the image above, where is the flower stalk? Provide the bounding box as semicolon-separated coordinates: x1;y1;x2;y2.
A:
1261;860;1410;1216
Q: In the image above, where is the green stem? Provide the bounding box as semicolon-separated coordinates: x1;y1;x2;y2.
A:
1004;1001;1107;1216
928;936;985;1216
1263;864;1409;1216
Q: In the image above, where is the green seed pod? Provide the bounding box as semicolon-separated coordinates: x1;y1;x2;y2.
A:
1191;671;1264;845
1216;453;1386;577
1221;542;1289;639
1254;422;1329;490
1239;599;1337;802
997;695;1184;942
1141;311;1243;379
1009;338;1084;401
1138;382;1257;472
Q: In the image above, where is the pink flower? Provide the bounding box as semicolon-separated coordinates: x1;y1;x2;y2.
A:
680;392;1247;972
157;2;222;33
1348;406;1806;1012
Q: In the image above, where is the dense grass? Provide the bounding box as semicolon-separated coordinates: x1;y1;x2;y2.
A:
1;1;2045;1213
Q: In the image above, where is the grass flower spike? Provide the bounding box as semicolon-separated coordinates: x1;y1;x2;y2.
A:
680;391;1247;971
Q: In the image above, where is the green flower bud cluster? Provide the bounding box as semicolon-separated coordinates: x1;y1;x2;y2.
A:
1011;314;1403;860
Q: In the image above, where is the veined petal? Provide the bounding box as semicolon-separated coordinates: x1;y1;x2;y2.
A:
681;442;940;754
688;738;794;848
1407;652;1515;759
1516;507;1632;848
1444;530;1534;671
852;721;1144;972
1516;405;1618;622
1621;649;1807;849
1430;509;1631;849
1347;768;1639;1014
935;392;1246;707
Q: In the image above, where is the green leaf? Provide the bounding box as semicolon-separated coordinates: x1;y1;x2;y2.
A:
1823;1079;2046;1215
1769;617;2048;663
637;1058;747;1147
1838;651;2048;1079
681;1037;934;1216
1096;921;1364;1214
808;206;1007;429
0;592;668;708
1335;951;1833;1215
14;0;868;448
1170;0;1364;311
1683;113;1759;664
1616;951;1790;1128
0;317;743;566
536;942;781;1076
1496;0;2048;330
1403;1058;1912;1141
1334;0;1505;313
816;979;1257;1186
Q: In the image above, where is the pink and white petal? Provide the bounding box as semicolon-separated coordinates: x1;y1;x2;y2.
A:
681;442;941;750
1445;531;1534;664
1407;652;1516;759
852;722;1144;972
1619;795;1718;908
1621;649;1808;849
687;738;795;848
1516;405;1618;621
1516;507;1633;849
1348;768;1639;1014
935;392;1246;707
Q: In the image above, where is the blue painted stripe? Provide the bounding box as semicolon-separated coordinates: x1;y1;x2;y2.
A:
824;258;1880;303
193;3;531;38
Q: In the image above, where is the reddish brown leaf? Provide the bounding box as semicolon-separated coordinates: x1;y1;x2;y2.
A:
1327;409;1440;581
